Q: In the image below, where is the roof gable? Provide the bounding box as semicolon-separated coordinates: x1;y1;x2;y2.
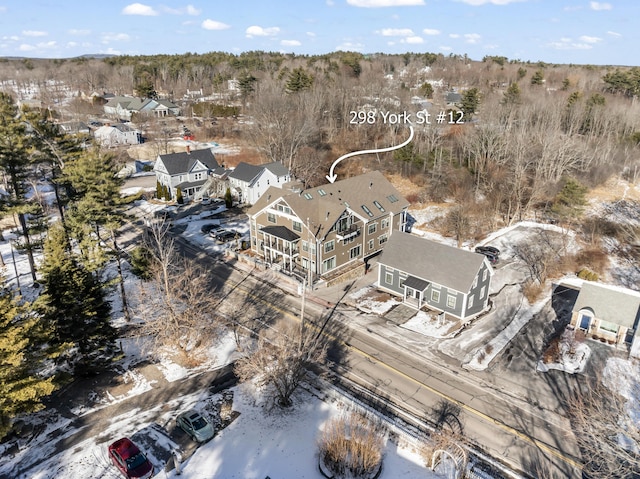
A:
157;148;219;176
574;282;640;329
379;232;488;293
229;162;263;184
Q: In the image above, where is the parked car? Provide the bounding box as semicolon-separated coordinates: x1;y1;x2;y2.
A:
108;437;154;479
200;196;211;205
475;245;500;257
201;223;219;234
208;227;225;239
176;410;215;442
215;229;237;243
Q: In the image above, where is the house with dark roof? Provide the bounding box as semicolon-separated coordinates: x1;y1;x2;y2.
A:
570;281;640;356
377;232;493;322
228;161;291;205
154;146;219;200
247;171;409;281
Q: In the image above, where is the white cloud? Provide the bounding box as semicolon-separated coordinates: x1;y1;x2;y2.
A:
281;39;301;46
347;0;424;6
2;35;20;41
440;45;452;51
162;4;201;15
335;41;364;51
326;0;335;5
380;28;414;36
66;41;78;48
455;0;524;4
201;19;231;30
186;5;201;15
607;30;622;37
18;44;35;51
590;1;612;10
403;36;424;44
22;30;47;37
306;32;316;37
37;41;56;49
423;28;441;35
101;33;131;43
548;38;593;50
68;29;91;35
579;35;602;43
122;3;158;16
102;47;122;55
464;33;481;43
449;33;460;39
246;26;280;37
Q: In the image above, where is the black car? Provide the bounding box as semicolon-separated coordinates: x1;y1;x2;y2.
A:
215;230;237;243
201;223;219;234
475;245;500;257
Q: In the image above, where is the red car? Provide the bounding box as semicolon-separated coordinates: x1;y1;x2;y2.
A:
108;437;154;479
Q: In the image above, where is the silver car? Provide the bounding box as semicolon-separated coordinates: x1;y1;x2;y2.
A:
176;410;215;442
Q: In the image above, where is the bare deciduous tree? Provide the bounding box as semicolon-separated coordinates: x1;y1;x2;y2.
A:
235;320;326;408
568;377;640;478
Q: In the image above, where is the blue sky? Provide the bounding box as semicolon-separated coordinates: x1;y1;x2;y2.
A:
0;0;637;66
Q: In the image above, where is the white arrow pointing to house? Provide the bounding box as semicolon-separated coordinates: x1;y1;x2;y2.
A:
325;125;414;183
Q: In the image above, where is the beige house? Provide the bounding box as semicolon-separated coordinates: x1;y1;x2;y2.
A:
247;171;409;282
570;281;640;357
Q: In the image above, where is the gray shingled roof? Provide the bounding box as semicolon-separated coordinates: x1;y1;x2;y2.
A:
574;282;640;329
248;171;409;239
264;161;290;177
260;225;300;242
228;162;263;184
158;148;219;176
379;232;487;293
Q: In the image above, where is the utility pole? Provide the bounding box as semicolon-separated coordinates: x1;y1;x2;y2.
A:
299;276;306;352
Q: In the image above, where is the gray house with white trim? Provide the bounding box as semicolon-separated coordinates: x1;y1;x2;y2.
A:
378;232;493;322
154;147;219;200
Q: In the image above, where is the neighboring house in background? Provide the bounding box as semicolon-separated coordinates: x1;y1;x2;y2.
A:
94;123;141;147
103;96;180;120
445;91;461;108
247;171;409;281
570;281;640;357
57;120;90;135
228;161;291;205
377;232;493;322
154;146;219;200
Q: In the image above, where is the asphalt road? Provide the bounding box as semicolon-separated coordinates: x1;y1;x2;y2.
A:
24;207;584;479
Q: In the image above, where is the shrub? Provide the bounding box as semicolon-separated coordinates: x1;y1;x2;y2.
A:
319;412;384;478
523;281;544;303
577;268;599;282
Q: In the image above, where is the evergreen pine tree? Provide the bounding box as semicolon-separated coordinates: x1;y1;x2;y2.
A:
176;187;183;204
156;180;162;199
460;88;480;119
36;224;116;375
224;187;233;208
0;281;56;439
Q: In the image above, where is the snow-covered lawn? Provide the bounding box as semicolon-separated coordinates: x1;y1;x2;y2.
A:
163;385;435;479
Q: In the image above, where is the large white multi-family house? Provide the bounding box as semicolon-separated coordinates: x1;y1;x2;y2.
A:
228;162;291;205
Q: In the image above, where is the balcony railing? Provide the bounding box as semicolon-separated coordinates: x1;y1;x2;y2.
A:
336;225;360;241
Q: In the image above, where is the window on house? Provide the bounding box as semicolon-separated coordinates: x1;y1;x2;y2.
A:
368;223;377;235
431;290;440;302
302;241;308;252
267;212;276;223
373;200;385;212
350;245;361;259
447;295;457;309
468;295;474;308
483;269;488;282
318;189;327;196
194;172;203;181
322;256;336;273
293;221;302;232
385;271;393;284
472;276;478;289
579;313;591;331
480;286;486;299
368;239;374;250
599;320;618;334
325;240;335;253
381;218;389;229
379;234;388;245
277;204;292;215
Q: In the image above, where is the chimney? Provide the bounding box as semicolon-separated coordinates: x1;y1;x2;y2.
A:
369;182;373;189
186;144;191;154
